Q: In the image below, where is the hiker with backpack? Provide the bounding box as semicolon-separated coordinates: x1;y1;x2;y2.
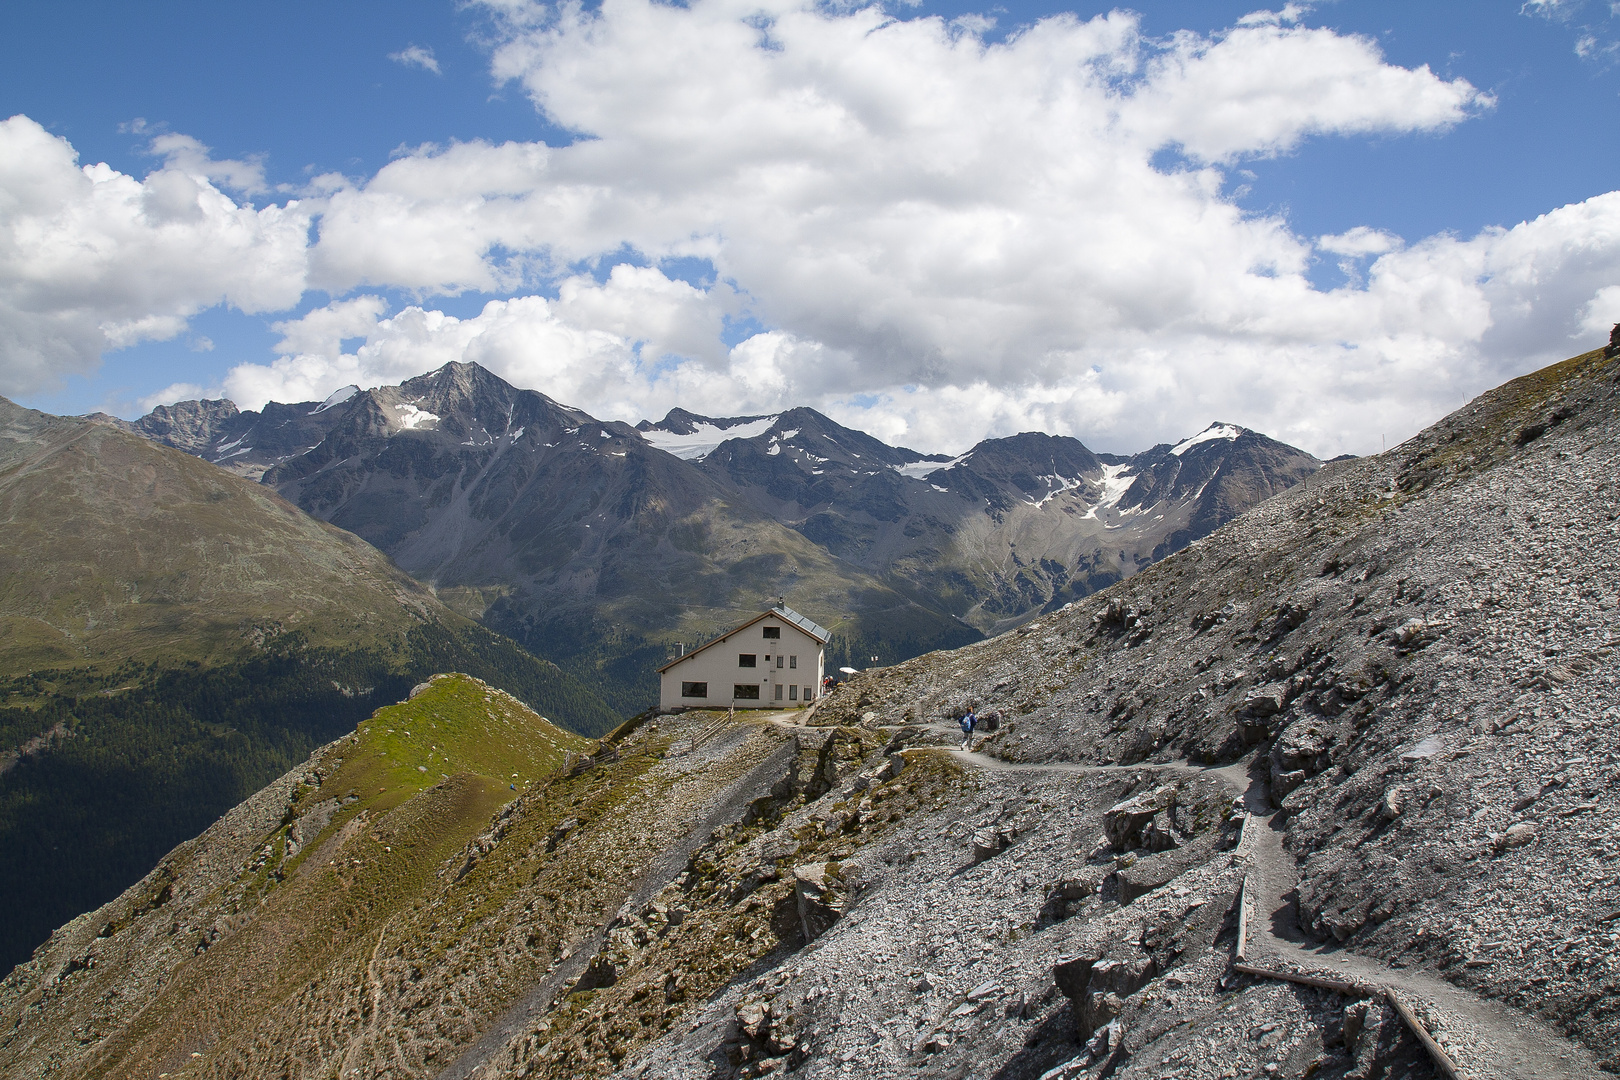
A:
959;708;977;751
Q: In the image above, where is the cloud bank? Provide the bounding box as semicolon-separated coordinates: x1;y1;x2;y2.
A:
2;3;1619;455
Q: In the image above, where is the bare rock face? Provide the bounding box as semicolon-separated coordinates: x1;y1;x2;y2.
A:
1102;783;1178;849
793;862;846;942
1270;718;1336;800
1115;851;1187;903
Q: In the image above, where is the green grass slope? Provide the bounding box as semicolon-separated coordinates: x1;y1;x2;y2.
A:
35;674;594;1079
0;398;620;971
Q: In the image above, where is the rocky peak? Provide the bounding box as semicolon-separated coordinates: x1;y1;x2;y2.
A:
928;431;1106;504
638;407;774;439
1117;425;1318;518
397;360;518;414
129;398;241;454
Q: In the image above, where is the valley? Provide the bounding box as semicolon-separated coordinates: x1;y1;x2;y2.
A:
0;399;618;970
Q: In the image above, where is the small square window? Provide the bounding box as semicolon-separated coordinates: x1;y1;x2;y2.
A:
680;681;708;698
738;653;756;668
734;684;761;700
762;626;780;639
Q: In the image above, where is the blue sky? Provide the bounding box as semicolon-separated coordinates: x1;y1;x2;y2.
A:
3;0;1619;454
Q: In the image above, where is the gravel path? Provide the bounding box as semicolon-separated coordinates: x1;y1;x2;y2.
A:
944;746;1606;1080
1235;777;1607;1080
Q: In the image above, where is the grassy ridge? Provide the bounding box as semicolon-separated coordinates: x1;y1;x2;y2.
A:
0;620;619;973
0;401;624;971
77;674;593;1076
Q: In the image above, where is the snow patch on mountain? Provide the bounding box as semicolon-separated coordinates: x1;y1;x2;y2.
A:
893;452;970;479
1170;423;1243;456
392;403;440;431
1031;474;1087;508
311;385;360;414
1083;463;1136;520
639;416;779;460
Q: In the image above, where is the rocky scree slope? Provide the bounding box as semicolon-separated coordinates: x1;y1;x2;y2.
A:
0;397;619;970
811;345;1620;1074
5;703;1468;1080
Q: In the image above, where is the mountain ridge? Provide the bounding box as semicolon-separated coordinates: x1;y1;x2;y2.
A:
6;347;1617;1078
116;364;1318;710
0;397;619;969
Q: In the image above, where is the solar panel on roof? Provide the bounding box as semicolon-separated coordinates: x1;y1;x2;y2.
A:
656;604;829;672
772;605;830;642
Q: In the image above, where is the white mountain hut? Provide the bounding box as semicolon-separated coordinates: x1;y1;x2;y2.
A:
657;604;830;711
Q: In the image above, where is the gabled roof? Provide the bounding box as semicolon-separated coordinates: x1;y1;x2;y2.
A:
657;605;830;673
769;604;831;643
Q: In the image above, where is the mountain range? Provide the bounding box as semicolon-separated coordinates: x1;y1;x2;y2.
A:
7;345;1615;1079
109;362;1320;712
0;362;1315;971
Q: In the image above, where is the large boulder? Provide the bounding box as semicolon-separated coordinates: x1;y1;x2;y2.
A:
1054;951;1158;1036
1102;784;1178;849
793;862;846;941
971;823;1017;864
1270;719;1335;802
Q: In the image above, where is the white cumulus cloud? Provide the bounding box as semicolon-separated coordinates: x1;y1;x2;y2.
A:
1318;227;1403;257
4;4;1619;459
0;114;311;398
